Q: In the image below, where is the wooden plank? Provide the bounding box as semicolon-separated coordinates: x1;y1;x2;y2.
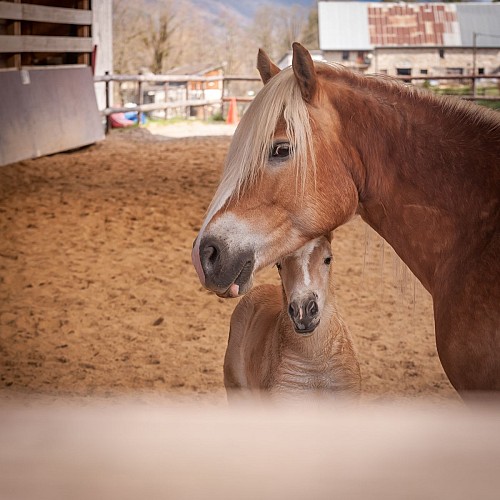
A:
0;66;104;166
93;74;226;83
0;403;500;499
4;2;21;68
77;23;90;65
0;1;21;21
0;35;93;53
0;2;92;25
102;99;221;115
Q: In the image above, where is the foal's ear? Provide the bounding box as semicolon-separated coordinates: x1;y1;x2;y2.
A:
257;48;281;84
292;42;317;103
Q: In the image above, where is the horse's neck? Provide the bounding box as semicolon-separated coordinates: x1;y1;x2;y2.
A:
340;83;499;293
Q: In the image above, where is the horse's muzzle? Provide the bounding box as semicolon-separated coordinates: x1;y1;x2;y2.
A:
288;295;320;335
196;235;255;297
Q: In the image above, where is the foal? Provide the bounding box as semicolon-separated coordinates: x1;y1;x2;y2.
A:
223;236;361;401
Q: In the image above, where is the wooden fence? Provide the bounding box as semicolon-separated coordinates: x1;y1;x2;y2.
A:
94;72;499;132
93;73;261;131
0;0;92;68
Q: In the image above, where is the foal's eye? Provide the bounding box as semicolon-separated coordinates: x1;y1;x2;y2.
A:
324;257;332;265
270;142;291;160
276;263;282;271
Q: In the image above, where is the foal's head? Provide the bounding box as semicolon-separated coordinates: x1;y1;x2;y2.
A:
277;236;333;335
192;43;359;298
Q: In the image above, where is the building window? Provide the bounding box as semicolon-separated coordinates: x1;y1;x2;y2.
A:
439;49;445;59
342;51;349;61
446;68;464;76
478;68;485;75
420;69;428;75
396;68;412;76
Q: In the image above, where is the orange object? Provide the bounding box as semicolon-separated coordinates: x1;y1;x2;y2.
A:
226;97;239;125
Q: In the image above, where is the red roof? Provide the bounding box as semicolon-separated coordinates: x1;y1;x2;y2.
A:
368;4;458;47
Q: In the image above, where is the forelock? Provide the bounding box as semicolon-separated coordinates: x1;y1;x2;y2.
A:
202;67;316;227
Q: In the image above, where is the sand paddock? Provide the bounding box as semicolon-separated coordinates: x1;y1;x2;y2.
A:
0;126;459;403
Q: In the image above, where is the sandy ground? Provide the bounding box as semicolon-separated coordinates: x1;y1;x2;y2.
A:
0;123;459;404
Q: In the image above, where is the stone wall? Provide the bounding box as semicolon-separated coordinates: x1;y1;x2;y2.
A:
324;48;500;77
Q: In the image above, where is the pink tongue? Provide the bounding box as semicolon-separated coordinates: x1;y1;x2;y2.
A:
228;283;240;297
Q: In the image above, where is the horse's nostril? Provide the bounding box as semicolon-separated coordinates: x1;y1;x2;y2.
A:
200;241;221;275
288;303;298;318
307;300;318;316
203;245;218;265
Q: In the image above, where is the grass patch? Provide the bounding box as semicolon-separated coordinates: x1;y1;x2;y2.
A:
476;100;500;110
146;116;191;126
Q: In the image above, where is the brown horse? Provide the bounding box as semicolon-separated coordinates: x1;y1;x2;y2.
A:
224;235;361;400
192;43;500;393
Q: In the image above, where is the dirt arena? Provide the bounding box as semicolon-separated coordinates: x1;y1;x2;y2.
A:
0;126;460;404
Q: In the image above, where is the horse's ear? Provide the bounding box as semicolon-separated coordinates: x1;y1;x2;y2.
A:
292;42;317;103
257;48;281;84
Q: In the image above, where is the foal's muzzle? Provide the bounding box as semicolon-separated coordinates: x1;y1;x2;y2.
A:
196;235;255;298
288;294;320;335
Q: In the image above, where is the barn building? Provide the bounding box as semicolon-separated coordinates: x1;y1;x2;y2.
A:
318;1;500;78
0;0;112;166
140;63;224;119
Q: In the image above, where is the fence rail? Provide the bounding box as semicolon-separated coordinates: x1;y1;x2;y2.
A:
96;72;499;132
93;74;259;83
97;72;262;131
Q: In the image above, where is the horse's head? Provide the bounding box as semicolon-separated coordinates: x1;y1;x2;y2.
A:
277;235;333;335
192;43;359;298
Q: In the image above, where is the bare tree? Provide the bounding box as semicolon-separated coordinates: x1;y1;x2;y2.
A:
249;3;311;63
112;0;317;78
301;2;319;50
251;5;279;59
171;2;220;69
276;4;309;56
112;0;147;74
141;3;178;74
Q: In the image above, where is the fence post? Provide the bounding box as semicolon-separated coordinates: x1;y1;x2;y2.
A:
202;80;207;121
105;71;110;134
472;32;477;98
221;77;226;120
185;81;189;119
137;78;144;127
164;82;169;120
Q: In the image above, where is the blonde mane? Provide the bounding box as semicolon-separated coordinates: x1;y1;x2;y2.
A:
200;59;500;236
201;68;315;232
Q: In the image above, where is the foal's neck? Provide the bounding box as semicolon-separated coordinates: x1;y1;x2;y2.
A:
336;79;499;293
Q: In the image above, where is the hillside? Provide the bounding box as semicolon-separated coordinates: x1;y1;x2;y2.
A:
143;0;314;23
191;0;313;20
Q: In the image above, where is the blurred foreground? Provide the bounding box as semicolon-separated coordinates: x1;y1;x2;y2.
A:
1;396;499;500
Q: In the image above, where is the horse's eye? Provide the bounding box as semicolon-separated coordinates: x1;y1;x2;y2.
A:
276;263;282;271
270;142;291;160
324;257;332;265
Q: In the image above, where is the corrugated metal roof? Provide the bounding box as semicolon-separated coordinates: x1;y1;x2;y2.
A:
319;2;371;50
368;3;460;47
456;4;500;47
318;2;500;49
